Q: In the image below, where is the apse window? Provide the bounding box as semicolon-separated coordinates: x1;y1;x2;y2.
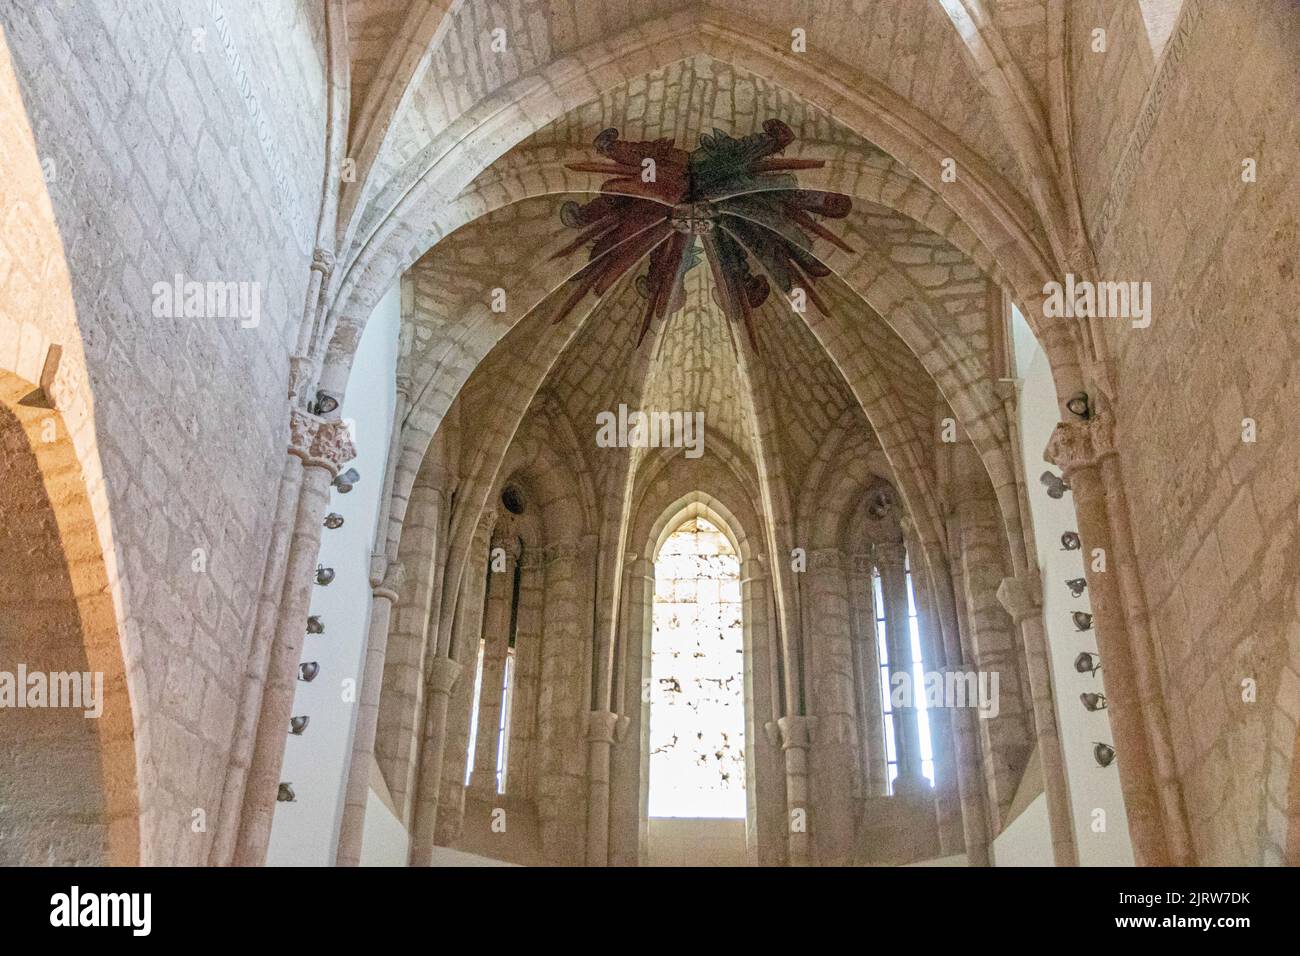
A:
648;517;745;817
873;558;936;794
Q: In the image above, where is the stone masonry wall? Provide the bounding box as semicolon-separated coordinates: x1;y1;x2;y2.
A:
0;1;328;863
1073;0;1300;863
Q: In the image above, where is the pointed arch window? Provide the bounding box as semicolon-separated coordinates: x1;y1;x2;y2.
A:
872;551;936;794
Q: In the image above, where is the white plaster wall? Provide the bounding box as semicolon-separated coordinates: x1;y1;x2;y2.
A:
266;284;400;866
359;789;409;867
991;793;1053;866
1011;306;1135;866
647;818;748;866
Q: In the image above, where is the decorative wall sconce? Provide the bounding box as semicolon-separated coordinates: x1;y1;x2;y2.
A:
1074;651;1101;675
312;390;339;416
1080;692;1108;712
306;616;324;634
323;512;345;529
277;783;297;802
1065;577;1088;598
1072;611;1094;632
289;715;310;736
298;662;320;683
1093;742;1116;768
1040;470;1070;499
333;467;360;494
315;565;335;586
1061;531;1081;551
1066;392;1091;420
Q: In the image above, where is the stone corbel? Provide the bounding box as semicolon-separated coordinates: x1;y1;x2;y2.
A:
1043;414;1117;478
372;559;405;603
996;570;1043;624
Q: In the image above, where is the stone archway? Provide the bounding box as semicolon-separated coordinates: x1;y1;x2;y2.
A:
0;371;138;865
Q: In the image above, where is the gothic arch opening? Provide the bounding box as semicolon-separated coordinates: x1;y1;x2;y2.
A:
638;505;754;866
0;371;138;864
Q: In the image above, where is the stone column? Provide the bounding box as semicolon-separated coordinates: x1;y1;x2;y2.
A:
609;553;652;867
997;571;1079;866
209;451;305;866
937;515;992;867
433;516;493;846
233;413;356;865
777;715;816;866
535;538;591;864
506;551;544;800
874;541;927;793
406;656;461;865
743;556;785;866
904;536;963;858
804;548;858;865
584;708;620;865
334;558;404;866
1045;415;1190;865
375;470;448;822
847;553;886;799
334;370;414;866
469;547;515;797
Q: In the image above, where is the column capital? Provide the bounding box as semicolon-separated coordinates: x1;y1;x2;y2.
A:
518;547;546;569
544;536;595;566
288;410;357;476
996;571;1042;624
310;246;336;277
426;656;462;696
372;559;405;602
849;552;874;575
807;547;844;571
874;540;907;569
584;709;621;744
776;715;818;750
488;537;519;567
1044;415;1117;477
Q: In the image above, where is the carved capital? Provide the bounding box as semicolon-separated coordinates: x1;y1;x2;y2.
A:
426;656;462;696
808;548;844;571
584;709;620;745
517;548;546;570
544;537;593;566
777;715;818;750
310;246;336;277
996;571;1042;624
288;409;356;475
1044;415;1117;478
288;407;317;460
850;552;874;575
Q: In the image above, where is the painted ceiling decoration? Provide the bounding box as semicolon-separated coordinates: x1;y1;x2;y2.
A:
551;119;854;349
